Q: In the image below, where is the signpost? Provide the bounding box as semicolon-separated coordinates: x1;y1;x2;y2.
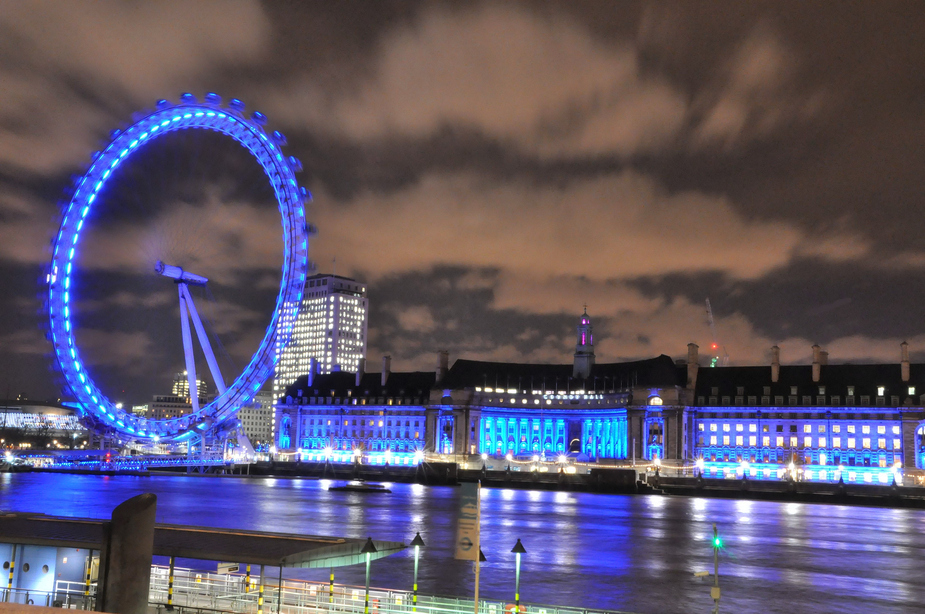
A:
455;481;481;614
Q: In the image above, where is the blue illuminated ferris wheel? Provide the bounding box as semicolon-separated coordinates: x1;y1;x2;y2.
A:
46;93;311;444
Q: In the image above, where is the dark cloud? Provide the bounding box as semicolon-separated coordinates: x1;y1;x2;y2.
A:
1;1;924;404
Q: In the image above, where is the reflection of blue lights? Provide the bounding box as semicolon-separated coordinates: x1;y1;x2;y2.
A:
700;460;901;484
47;97;310;444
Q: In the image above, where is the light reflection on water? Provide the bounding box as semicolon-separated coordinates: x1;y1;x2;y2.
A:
2;472;925;614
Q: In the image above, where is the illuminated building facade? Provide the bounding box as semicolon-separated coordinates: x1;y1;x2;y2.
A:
689;343;925;484
238;390;275;446
171;371;209;400
274;356;432;465
274;274;368;397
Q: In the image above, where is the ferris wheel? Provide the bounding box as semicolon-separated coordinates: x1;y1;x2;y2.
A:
46;93;311;445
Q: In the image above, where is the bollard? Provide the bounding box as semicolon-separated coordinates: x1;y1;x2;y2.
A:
167;556;175;610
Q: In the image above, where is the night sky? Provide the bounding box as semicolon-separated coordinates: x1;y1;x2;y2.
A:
1;1;924;405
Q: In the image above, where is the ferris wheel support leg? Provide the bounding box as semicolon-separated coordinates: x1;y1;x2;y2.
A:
179;284;227;394
178;283;200;413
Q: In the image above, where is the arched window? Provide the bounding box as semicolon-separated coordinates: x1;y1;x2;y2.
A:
648;396;664;406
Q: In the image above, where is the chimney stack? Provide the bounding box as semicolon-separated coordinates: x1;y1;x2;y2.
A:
436;350;449;383
901;341;910;382
381;355;391;386
355;358;366;387
308;357;318;386
771;345;780;383
812;344;822;382
686;343;699;390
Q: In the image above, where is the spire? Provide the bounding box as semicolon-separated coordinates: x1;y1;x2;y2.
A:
573;307;595;379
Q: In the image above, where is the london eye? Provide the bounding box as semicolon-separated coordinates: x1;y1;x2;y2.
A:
46;93;311;446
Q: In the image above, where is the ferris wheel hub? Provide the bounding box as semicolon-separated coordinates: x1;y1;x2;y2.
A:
155;260;209;286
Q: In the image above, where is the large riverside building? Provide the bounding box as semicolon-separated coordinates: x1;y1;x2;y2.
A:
0;400;88;448
274;310;925;483
274;274;368;397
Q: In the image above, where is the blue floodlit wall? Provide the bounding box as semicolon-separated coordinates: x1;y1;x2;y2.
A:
693;406;908;483
276;402;426;465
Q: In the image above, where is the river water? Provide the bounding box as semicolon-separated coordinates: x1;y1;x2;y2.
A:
2;472;924;614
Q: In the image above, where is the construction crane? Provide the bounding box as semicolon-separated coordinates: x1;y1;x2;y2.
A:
705;298;729;367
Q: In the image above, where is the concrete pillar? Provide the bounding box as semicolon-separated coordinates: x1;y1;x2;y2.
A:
901;341;910;382
662;407;688;461
625;408;647;462
771;346;780;383
97;493;157;614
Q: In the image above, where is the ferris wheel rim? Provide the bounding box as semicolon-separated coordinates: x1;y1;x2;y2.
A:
46;95;310;443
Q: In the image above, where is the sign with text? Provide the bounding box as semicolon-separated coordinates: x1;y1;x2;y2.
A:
454;481;481;560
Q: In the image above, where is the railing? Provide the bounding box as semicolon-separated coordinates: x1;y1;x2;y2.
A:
146;565;636;614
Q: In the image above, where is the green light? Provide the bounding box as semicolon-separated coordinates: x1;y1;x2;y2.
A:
713;536;722;548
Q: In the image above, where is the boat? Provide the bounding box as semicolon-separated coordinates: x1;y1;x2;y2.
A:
328;480;391;493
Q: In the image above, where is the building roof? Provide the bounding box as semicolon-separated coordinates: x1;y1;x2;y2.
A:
283;370;436;400
439;355;682;390
0;512;404;568
693;362;925;399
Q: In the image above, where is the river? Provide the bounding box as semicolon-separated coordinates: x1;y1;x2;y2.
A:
2;472;924;613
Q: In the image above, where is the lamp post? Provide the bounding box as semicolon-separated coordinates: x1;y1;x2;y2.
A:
361;537;377;614
410;532;425;612
511;538;526;609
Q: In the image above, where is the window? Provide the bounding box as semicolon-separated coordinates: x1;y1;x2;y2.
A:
736;436;743;446
776;436;784;447
723;436;730;445
804;436;812;448
833;425;840;433
790;436;798;447
818;437;826;447
833;437;841;448
877;425;885;434
878;438;886;449
893;425;900;435
698;423;705;431
894;439;902;450
909;387;916;395
763;436;770;446
848;437;856;448
819;386;826;395
776;425;784;432
723;424;730;432
710;424;717;432
818;424;826;433
710;436;717;445
749;424;757;432
877;386;885;396
790;386;798;395
749;436;756;446
847;386;855;396
736;424;744;432
862;438;871;449
848;425;855;434
804;425;812;433
862;425;870;434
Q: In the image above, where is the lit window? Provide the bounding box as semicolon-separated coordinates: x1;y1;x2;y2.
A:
862;425;870;434
736;424;744;432
749;424;757;432
818;425;826;433
763;436;770;446
832;425;840;434
833;437;841;448
790;436;798;447
710;424;717;432
909;387;916;395
804;436;812;448
710;436;717;445
735;436;743;446
749;436;756;446
723;424;730;432
818;437;826;448
848;437;856;448
698;423;705;431
862;438;871;449
848;425;856;434
723;436;730;445
803;425;812;433
877;425;885;434
894;438;902;450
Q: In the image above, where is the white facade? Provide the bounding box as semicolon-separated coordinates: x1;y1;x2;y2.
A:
238;391;275;445
274;274;368;396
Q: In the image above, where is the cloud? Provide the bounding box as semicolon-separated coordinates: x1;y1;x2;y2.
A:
0;0;270;173
394;305;437;334
692;28;823;149
271;4;687;158
311;170;865;285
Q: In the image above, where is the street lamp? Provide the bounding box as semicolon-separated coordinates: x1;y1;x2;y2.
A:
695;457;705;478
410;532;425;612
511;538;526;609
361;537;377;614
